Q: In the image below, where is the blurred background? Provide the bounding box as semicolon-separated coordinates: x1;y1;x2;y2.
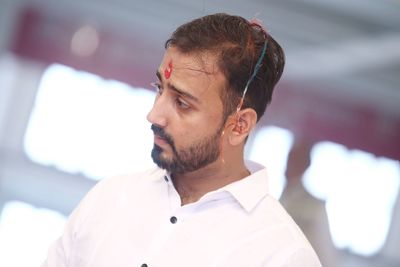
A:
0;0;399;266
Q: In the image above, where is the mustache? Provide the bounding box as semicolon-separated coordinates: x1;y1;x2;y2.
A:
151;124;174;147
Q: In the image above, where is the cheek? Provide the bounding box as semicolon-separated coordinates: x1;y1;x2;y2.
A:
170;108;224;145
183;119;221;142
206;112;225;132
177;129;198;144
171;125;204;148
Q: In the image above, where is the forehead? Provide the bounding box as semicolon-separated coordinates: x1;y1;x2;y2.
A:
158;47;226;99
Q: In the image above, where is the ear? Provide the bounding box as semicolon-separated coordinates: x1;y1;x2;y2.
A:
226;108;257;146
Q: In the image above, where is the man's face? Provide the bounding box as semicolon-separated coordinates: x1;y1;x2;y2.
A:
147;46;227;174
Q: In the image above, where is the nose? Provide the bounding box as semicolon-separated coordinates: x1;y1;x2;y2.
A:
147;96;167;127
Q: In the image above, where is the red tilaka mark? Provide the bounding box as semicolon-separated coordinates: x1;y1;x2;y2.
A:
164;61;173;79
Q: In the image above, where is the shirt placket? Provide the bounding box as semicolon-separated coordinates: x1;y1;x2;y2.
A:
139;174;187;267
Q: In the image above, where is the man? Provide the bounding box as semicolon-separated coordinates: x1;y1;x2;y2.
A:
44;13;321;267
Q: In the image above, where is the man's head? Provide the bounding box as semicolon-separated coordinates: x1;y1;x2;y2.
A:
147;13;285;174
166;13;285;122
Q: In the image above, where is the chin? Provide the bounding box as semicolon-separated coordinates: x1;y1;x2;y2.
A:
151;146;171;169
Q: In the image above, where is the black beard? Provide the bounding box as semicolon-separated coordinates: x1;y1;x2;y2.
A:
150;124;223;174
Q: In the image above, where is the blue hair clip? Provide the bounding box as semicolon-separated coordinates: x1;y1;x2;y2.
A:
237;40;268;112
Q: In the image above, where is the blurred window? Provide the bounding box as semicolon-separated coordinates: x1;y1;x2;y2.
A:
248;126;294;198
0;201;66;267
303;141;400;256
24;64;156;180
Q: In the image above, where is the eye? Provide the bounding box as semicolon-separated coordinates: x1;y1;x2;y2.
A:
150;82;163;95
176;97;190;110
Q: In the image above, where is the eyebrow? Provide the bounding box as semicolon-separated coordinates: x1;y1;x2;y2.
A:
156;70;200;103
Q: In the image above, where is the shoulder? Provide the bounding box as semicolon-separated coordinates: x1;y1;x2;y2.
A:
68;166;165;226
252;195;322;265
256;195;307;237
282;247;322;267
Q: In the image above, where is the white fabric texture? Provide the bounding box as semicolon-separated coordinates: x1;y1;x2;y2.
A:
43;161;322;267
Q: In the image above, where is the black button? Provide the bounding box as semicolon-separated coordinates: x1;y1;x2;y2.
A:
170;216;177;224
164;175;169;182
141;264;148;267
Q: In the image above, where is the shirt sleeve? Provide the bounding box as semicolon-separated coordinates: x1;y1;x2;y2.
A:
41;206;80;267
281;247;322;267
41;178;107;267
41;236;69;267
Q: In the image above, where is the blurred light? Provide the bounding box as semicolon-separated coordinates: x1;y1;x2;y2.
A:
248;126;294;199
0;201;66;267
70;25;99;57
24;63;156;179
303;141;400;256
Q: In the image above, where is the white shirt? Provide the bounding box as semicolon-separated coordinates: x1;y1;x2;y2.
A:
43;161;322;267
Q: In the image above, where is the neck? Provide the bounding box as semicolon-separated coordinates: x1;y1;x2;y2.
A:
172;154;249;206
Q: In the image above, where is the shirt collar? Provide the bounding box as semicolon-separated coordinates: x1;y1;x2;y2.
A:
156;160;270;213
219;160;269;213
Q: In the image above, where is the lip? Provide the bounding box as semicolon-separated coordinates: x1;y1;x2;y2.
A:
154;134;169;146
